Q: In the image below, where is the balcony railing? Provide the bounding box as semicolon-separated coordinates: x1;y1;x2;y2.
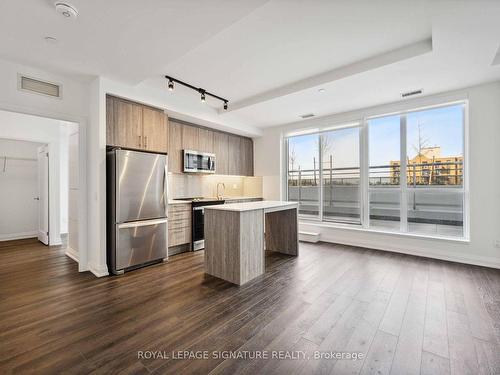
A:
287;161;464;228
287;161;463;187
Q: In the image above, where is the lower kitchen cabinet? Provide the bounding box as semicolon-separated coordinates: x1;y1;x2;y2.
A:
168;204;191;248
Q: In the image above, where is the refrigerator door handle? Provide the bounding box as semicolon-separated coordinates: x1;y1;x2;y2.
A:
118;218;168;229
163;161;169;217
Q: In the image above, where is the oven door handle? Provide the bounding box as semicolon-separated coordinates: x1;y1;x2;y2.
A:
193;207;204;211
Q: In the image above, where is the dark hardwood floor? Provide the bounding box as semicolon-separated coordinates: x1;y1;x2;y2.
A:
1;238;499;374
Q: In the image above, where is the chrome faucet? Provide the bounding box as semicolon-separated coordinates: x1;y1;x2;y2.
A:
216;182;226;200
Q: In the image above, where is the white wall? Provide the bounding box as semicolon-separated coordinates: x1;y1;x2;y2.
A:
254;81;500;268
0;139;42;240
67;125;79;261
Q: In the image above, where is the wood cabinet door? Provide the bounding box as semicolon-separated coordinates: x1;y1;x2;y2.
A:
142;106;168;153
182;124;199;151
106;95;116;146
113;98;143;149
228;134;241;175
168;121;183;173
241;137;254;176
213;131;229;175
198;128;214;153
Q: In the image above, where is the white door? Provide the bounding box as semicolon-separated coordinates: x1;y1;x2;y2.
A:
37;145;49;245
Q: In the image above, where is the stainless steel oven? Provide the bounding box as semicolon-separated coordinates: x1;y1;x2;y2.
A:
192;199;225;251
183;150;216;173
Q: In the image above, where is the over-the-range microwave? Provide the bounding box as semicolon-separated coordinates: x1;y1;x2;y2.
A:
183;150;216;173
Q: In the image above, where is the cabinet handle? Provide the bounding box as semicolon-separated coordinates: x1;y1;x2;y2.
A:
138;135;142;147
144;136;148;148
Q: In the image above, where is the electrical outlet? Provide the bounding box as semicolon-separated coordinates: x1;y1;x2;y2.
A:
232;184;238;189
495;240;500;248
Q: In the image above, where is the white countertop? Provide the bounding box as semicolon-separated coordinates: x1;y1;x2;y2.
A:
168;200;191;205
204;200;298;212
169;197;262;205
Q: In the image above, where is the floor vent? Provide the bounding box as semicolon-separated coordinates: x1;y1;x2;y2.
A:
18;75;61;98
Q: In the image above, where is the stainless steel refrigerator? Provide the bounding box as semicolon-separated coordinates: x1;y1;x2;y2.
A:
107;148;169;274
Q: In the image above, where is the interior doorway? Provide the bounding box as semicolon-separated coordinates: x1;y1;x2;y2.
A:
0;109;82;270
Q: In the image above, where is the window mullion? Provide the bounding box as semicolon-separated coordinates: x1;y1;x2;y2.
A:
361;119;369;228
400;115;408;232
319;133;323;222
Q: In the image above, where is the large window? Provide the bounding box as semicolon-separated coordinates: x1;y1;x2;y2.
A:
286;102;467;239
287;133;320;218
286;125;361;223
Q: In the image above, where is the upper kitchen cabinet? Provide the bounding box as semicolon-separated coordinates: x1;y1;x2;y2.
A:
106;95;168;153
182;124;199;151
227;134;241;176
107;96;142;149
213;131;229;175
168;120;183;173
198;128;214;154
142;106;168;153
241;137;254;176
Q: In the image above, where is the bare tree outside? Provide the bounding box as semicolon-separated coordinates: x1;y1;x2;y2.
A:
317;134;333;160
289;144;297;172
412;121;430;157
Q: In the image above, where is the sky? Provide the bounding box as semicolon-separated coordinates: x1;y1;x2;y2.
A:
288;104;464;172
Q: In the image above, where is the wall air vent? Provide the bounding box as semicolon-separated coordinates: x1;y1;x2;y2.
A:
18;75;62;98
401;89;423;98
300;113;315;119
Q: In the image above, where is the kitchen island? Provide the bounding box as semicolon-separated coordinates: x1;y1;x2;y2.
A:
204;201;298;285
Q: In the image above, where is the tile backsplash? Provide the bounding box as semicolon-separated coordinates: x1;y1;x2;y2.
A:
168;173;263;199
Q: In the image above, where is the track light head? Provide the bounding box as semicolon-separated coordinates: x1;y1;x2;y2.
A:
168;79;174;91
223;101;228;110
200;89;206;103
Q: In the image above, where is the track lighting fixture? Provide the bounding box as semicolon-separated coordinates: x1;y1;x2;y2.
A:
164;75;229;110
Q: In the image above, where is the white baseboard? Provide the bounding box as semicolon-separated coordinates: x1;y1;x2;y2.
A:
0;231;37;241
49;236;62;246
89;263;109;277
65;247;79;263
319;233;500;269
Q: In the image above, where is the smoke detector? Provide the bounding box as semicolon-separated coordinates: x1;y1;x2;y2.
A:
55;2;79;19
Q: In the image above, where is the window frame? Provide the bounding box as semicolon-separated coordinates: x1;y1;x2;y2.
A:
283;99;469;241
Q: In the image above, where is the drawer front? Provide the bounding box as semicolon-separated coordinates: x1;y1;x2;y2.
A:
169;218;190;230
116;219;168;270
169;210;191;221
168;203;191;213
168;226;191;247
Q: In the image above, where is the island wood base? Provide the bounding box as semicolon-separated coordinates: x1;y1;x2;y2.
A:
204;202;298;285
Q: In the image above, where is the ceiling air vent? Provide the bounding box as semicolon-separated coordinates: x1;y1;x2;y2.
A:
18;75;61;98
300;113;315;119
401;89;423;98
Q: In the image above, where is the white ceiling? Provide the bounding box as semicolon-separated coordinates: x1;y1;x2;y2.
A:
1;0;499;132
